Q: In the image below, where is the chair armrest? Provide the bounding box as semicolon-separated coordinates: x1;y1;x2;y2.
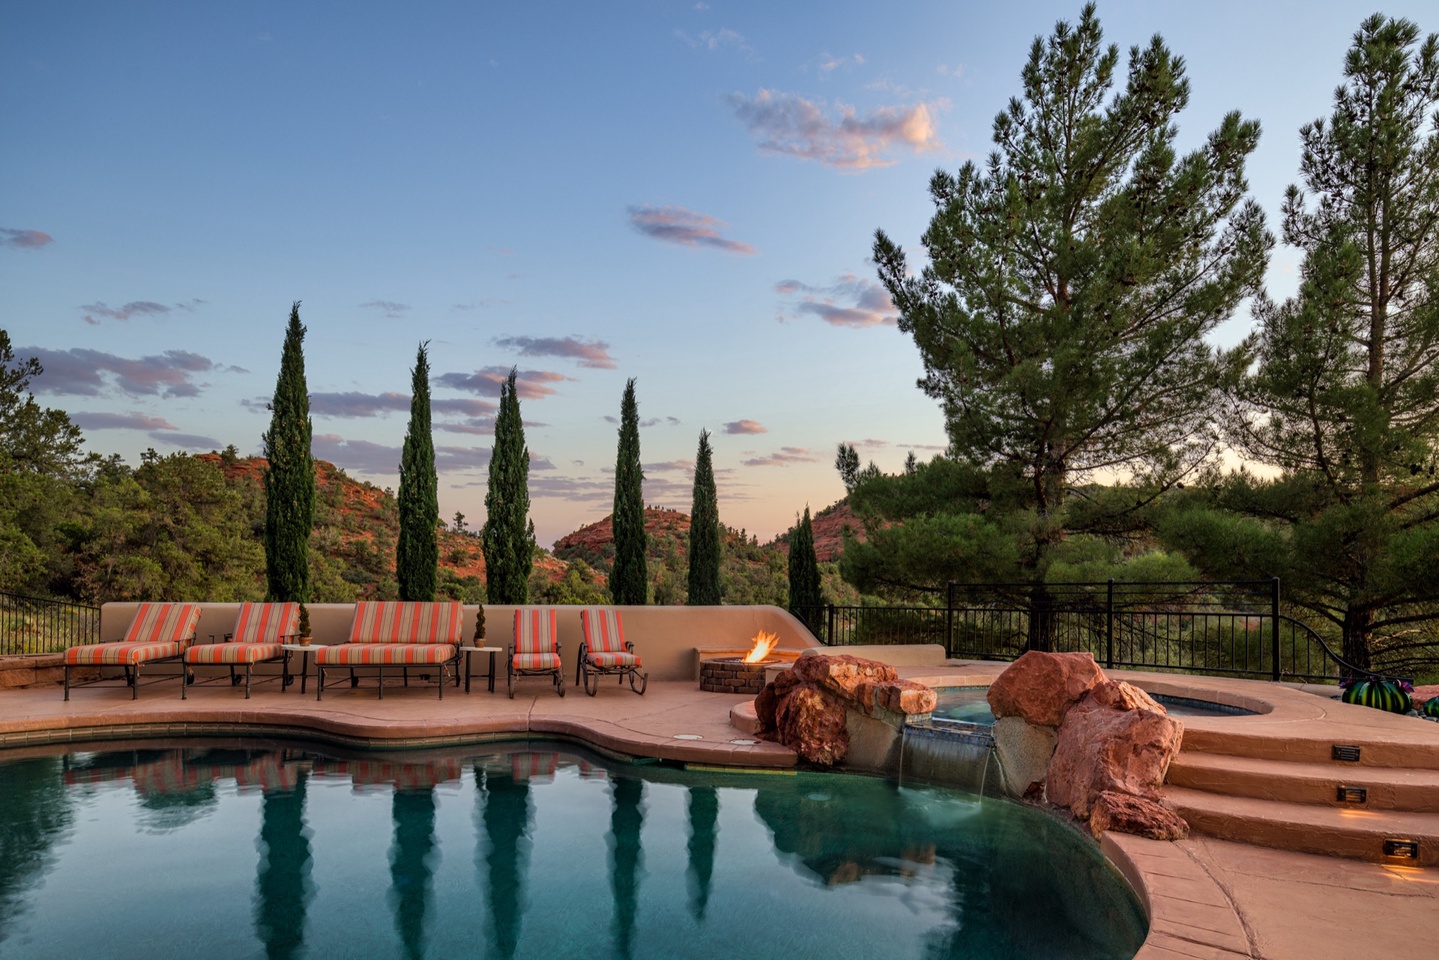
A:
625;641;635;653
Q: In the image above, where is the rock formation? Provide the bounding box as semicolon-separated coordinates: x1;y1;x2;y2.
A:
754;654;937;766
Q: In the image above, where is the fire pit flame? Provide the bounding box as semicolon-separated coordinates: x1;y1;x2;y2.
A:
742;630;779;664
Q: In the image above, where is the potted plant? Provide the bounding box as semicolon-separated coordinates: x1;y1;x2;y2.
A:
297;602;312;646
474;604;486;645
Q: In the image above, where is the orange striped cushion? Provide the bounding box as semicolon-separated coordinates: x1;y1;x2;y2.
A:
185;642;285;665
66;641;186;666
513;608;557;656
122;602;201;645
512;652;559;670
315;643;457;665
585;651;641;668
580;608;627;654
349;601;464;644
232;602;298;644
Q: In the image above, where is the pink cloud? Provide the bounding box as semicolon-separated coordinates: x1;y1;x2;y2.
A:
25;346;217;398
725;419;767;435
776;274;896;328
742;446;816;468
628;206;756;254
436;366;568;400
728;89;941;170
493;335;617;369
71;411;178;431
1;228;54;249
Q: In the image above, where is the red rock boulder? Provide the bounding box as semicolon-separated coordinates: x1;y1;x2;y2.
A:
1087;790;1189;841
1046;679;1184;818
986;651;1105;727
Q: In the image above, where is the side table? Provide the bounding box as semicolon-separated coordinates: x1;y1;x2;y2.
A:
459;645;503;693
281;643;328;695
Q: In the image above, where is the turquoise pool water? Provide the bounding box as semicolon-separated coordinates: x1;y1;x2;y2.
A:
0;739;1146;960
930;686;1259;725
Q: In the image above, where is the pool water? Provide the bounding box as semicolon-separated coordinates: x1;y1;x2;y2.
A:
930;687;1258;726
0;740;1146;960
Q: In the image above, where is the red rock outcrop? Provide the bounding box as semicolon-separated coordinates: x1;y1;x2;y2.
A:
986;650;1104;726
754;654;937;765
1046;679;1184;818
1087;790;1190;841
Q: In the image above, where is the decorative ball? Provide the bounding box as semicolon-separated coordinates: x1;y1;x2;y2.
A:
1422;697;1439;720
1342;679;1412;714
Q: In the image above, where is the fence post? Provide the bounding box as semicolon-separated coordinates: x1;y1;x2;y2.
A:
1270;577;1281;682
945;581;955;659
827;603;836;646
1105;579;1115;669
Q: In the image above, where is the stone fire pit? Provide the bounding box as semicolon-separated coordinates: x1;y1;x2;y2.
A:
697;650;801;694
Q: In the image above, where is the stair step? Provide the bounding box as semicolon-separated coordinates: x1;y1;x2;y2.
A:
1164;785;1439;867
1168;751;1439;812
1177;711;1439;769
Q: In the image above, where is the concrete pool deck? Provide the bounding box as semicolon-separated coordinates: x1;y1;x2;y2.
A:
1;662;1436;958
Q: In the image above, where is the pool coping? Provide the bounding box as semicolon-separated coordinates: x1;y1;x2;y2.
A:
2;666;1435;959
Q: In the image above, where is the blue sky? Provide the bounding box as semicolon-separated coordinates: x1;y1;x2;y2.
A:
4;1;1433;548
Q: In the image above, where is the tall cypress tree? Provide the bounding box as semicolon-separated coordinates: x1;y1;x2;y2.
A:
482;368;533;603
610;378;647;604
396;342;438;601
787;506;823;625
686;429;721;605
262;302;314;602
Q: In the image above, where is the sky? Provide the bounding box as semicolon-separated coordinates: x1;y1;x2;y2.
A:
4;1;1435;549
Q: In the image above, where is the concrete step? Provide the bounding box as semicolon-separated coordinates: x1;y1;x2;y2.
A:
1168;750;1439;813
1164;785;1439;867
1177;714;1439;769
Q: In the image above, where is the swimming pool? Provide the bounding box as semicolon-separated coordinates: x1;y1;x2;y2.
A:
930;686;1260;726
0;739;1146;960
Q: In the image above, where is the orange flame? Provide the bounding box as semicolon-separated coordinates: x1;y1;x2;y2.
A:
743;630;779;663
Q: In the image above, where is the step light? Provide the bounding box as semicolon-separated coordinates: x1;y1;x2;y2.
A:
1383;838;1419;861
1332;745;1362;762
1336;785;1367;804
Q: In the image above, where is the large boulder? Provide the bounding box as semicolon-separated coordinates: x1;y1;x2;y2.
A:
774;685;849;766
986;651;1104;727
1046;679;1184;818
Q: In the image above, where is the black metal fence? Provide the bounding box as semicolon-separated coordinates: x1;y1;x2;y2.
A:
794;579;1367;683
0;591;101;656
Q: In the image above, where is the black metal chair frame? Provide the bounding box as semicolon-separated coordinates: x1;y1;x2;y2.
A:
575;639;648;696
507;640;565;699
314;647;460;701
63;634;194;701
180;631;296;700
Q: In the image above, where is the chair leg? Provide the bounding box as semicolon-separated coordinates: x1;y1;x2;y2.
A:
63;664;70;701
181;662;188;700
245;665;252;699
378;666;384;699
130;665;139;700
316;664;325;701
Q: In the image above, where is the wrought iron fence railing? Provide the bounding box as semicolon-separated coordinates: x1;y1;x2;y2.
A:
0;591;101;656
793;579;1410;683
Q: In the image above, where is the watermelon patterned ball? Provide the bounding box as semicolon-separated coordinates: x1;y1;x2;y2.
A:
1422;697;1439;719
1341;679;1412;714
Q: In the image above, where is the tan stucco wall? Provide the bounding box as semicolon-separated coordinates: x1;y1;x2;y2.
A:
98;603;824;682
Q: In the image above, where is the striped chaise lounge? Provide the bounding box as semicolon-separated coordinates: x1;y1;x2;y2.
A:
508;607;564;699
576;607;647;696
181;601;299;700
63;601;201;700
314;600;463;700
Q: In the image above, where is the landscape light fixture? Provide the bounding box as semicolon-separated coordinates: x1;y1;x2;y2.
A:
1382;839;1419;861
1336;785;1367;804
1331;744;1362;762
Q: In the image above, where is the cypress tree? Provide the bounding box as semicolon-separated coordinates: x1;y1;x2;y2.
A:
787;506;823;626
686;429;721;605
262;302;314;602
482;368;533;603
396;342;438;601
610;378;647;604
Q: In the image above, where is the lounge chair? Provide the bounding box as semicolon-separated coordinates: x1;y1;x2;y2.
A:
63;602;201;700
576;607;647;696
314;601;463;699
181;601;299;700
508;608;564;698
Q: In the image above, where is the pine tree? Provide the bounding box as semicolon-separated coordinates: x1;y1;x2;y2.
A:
482;368;533;603
1169;16;1439;673
686;429;721;605
787;506;823;629
396;342;438;601
262;302;314;603
870;5;1269;647
610;378;648;604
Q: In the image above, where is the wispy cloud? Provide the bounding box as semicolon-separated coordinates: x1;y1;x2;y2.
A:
776;274;896;328
1;227;54;249
80;300;184;325
151;431;222;450
359;300;409;319
25;346;221;398
674;27;755;58
310;392;411;418
815;52;864;74
451;299;509;310
725;419;767;435
627;206;756;255
742;446;816;467
435;366;569;400
71;411;178;431
728;89;941;170
493;335;617;369
604;415;681;427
